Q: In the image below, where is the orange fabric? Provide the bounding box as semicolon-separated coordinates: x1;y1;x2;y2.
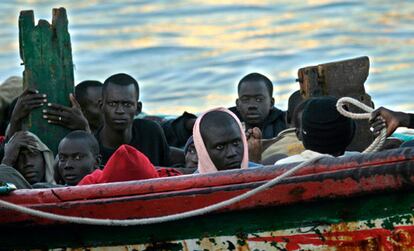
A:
78;144;159;185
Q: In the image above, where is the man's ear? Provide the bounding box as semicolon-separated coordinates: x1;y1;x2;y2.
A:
295;128;302;141
270;97;275;107
99;99;103;110
236;98;241;112
136;101;142;115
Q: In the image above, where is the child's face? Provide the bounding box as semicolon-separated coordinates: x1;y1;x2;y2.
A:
185;144;198;169
58;138;97;186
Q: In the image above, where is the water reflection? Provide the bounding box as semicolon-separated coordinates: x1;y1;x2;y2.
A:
0;0;413;115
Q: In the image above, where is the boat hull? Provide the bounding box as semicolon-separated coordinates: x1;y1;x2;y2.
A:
1;148;414;250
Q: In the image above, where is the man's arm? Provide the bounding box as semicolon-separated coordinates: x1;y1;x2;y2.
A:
370;107;413;137
1;131;38;167
0;164;32;189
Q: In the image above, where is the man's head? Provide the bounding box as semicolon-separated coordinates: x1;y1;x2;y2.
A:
292;100;309;141
236;73;275;128
101;73;141;131
184;136;198;169
286;90;304;127
75;80;103;131
200;111;244;171
301;97;355;156
58;130;100;186
15;148;45;184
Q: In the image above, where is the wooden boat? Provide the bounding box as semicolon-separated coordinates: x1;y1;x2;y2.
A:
9;7;412;251
1;147;414;250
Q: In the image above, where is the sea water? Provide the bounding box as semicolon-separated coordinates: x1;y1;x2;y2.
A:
0;0;413;115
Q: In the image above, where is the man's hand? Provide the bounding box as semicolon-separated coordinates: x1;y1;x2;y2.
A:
2;131;38;167
11;88;47;122
42;93;91;132
246;127;262;163
369;107;410;137
6;88;47;139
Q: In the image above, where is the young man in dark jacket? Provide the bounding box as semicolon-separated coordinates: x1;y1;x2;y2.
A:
229;72;286;139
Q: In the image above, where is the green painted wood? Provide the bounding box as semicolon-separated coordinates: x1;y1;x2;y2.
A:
0;189;413;249
19;8;74;154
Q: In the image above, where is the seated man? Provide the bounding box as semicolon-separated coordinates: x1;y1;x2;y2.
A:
1;131;55;185
74;80;104;133
261;97;307;162
57;130;101;186
193;107;250;173
230;72;286;139
160;73;286;149
276;96;357;165
1;130;164;188
96;73;170;166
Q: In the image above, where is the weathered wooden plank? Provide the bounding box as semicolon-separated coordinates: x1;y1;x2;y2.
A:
297;56;373;152
19;8;74;154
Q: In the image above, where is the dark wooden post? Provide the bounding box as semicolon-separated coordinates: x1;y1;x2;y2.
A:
297;56;374;152
19;8;74;154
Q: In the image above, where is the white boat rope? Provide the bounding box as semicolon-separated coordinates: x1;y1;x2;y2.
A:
336;97;387;153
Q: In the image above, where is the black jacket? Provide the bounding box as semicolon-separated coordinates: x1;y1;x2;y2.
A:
96;119;170;166
229;106;287;139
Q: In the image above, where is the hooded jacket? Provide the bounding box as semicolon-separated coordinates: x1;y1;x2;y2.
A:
193;107;249;174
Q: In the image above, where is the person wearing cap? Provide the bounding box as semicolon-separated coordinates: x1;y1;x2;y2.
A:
275;96;358;165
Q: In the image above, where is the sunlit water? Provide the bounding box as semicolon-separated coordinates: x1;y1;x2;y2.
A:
0;0;413;115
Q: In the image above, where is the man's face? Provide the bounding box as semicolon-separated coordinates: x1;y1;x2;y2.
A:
15;148;45;184
203;122;244;171
185;144;198;169
101;83;138;131
58;138;97;186
81;86;103;131
236;80;274;128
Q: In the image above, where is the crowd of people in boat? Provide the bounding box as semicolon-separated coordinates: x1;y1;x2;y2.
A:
0;72;413;189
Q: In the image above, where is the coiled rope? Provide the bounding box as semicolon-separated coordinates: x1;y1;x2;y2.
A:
336;97;387;153
0;97;387;226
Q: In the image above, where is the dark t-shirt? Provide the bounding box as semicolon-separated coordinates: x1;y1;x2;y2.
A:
96;119;170;167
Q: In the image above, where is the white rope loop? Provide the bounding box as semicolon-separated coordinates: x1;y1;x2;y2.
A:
336;97;387;153
0;156;323;226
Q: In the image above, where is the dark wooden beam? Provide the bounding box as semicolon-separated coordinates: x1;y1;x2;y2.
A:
297;56;373;152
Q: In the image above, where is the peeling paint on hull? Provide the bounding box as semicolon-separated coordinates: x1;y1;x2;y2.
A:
62;214;414;251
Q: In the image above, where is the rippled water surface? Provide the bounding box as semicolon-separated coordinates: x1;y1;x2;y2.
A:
0;0;413;115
